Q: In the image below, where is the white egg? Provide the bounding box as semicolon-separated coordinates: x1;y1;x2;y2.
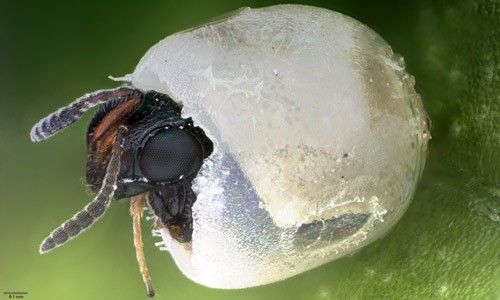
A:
123;4;430;289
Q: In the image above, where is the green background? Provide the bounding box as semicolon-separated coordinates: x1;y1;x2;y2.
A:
1;0;498;299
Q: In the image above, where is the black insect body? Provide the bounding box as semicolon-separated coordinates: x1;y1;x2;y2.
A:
85;91;213;242
31;87;213;297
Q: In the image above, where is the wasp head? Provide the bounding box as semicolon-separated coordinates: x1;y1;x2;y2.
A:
31;87;213;252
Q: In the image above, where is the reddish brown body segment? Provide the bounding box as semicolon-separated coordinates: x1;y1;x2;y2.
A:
91;98;142;142
85;97;144;186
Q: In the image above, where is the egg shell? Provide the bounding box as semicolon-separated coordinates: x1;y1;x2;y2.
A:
124;4;429;289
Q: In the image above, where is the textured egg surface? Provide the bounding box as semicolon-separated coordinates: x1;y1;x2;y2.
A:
122;4;429;288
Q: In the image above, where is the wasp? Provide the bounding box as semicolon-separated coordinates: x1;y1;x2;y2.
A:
31;87;213;297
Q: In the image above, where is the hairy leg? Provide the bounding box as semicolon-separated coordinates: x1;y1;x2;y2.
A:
130;193;155;298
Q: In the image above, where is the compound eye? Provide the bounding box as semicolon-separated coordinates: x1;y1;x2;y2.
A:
139;128;204;182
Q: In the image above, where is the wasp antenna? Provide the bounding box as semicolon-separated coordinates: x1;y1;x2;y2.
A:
39;128;126;253
30;86;141;142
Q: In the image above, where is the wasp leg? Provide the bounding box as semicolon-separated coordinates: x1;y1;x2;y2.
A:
39;126;126;253
130;193;155;298
30;86;141;142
